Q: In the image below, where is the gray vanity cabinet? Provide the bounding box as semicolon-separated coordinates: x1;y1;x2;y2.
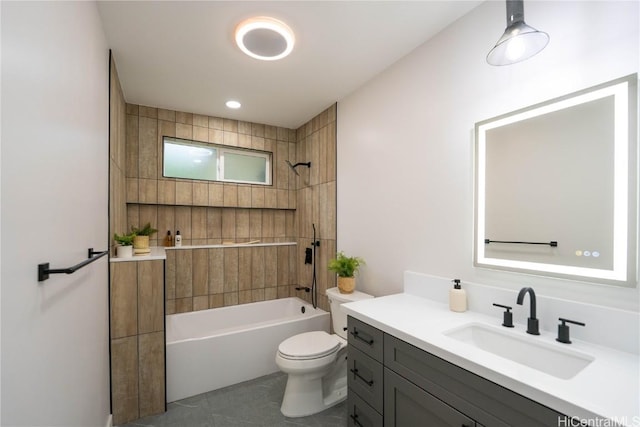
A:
347;316;566;427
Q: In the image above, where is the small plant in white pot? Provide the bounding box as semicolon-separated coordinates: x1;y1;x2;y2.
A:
328;251;365;294
130;223;158;256
113;232;135;258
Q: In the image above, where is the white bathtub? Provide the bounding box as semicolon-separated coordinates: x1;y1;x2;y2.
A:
166;297;330;402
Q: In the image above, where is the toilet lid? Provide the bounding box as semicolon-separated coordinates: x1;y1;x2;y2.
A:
278;331;342;360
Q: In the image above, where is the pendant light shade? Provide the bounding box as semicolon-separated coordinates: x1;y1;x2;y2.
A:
487;0;549;66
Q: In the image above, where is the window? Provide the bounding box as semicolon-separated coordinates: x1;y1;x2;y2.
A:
163;137;271;185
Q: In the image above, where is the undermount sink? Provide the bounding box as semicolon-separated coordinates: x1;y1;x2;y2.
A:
444;323;594;380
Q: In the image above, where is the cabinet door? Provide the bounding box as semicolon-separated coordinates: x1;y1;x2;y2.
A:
385;368;475;427
348;345;384;413
348;388;383;427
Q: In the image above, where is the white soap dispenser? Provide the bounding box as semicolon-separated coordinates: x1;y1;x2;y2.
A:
449;279;467;312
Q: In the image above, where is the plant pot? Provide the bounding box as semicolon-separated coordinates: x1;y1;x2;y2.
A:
133;235;151;255
337;276;355;294
116;245;133;258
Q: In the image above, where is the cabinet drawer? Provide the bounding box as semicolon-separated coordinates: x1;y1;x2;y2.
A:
384;334;564;427
348;345;384;413
348;316;384;362
384;368;475;427
348;388;383;427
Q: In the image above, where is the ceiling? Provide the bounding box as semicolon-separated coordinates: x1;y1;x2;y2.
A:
97;1;482;129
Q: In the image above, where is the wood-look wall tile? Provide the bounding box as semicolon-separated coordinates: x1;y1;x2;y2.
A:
158;108;175;122
251;187;264;208
126;103;139;115
274;210;286;238
158;180;176;205
165;249;176;300
224;292;238;306
251;123;265;137
175;297;193;313
262;210;274;238
126;178;139;203
139;106;157;119
138;260;164;334
289;245;297;287
208;129;224;144
127;205;139;235
237;186;251;208
209;294;224;308
208;248;224;294
251;289;265;302
276;189;288;209
236;209;249;239
264;246;277;287
223;118;238;132
223;185;237;207
126;114;139;178
249;210;262;239
192;249;208;296
175;206;192;240
139;117;158;179
223;131;238;146
176;181;193;205
176;111;193;125
193;295;209;311
264;188;277;209
193;182;208;206
238;121;251;135
139;179;157;204
221;208;236;240
175;249;193;298
327;122;337;181
209;116;223;130
251;247;265;289
176;123;193;139
192;207;207;240
193;126;208;142
251;136;265;151
265;125;277;139
138;332;165;418
223;248;238;292
111;336;138;425
111;262;138;338
165;299;176;315
277;245;290;285
193;114;208;128
238;290;252;304
207;208;222;239
157;206;175;245
238;247;252;291
238;134;251;149
209;183;224;206
277;285;290;299
265;287;277;300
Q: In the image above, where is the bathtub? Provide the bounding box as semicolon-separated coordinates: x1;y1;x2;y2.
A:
166;297;330;402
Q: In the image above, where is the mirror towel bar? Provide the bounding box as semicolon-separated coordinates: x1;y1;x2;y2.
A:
485;239;558;247
38;248;108;282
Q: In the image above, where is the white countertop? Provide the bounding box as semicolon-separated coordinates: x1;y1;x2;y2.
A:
342;293;639;426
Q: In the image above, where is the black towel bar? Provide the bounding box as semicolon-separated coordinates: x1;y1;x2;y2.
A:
484;239;558;247
38;248;108;282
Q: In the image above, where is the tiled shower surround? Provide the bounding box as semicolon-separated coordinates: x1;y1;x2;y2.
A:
115;101;337;312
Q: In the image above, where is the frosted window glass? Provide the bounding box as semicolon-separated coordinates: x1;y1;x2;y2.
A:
164;140;217;181
224;152;267;184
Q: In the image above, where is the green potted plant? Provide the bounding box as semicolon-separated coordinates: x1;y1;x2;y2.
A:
328;251;365;294
130;222;158;255
113;232;135;258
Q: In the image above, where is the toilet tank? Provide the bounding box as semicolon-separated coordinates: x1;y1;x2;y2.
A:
326;287;374;339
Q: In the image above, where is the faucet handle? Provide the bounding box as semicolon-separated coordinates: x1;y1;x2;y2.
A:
492;303;514;328
556;318;585;344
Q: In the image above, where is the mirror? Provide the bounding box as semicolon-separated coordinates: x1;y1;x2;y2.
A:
475;74;637;287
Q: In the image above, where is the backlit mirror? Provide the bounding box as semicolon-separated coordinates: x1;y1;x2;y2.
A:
475;75;637;287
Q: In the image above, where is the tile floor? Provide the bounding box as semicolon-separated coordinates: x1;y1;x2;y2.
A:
119;372;347;427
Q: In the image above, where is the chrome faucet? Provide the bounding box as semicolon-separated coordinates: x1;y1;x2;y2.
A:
516;287;540;335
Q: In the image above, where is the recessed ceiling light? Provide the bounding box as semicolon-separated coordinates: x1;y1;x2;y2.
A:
235;16;295;61
226;100;242;109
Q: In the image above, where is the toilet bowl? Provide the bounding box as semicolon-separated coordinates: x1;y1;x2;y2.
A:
276;287;374;417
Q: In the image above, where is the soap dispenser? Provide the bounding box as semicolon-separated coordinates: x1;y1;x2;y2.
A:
175;230;182;247
449;279;467;312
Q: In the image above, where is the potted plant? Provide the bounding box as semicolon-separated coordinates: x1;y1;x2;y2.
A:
130;222;158;255
328;251;365;294
113;232;135;258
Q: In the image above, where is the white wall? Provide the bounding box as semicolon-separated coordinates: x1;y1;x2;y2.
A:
1;2;111;426
337;1;639;311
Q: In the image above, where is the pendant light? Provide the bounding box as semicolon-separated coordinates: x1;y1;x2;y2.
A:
487;0;549;66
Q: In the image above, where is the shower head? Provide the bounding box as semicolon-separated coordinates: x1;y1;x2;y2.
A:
285;160;311;176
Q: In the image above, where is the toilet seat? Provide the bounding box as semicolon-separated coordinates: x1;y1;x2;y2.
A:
278;331;342;360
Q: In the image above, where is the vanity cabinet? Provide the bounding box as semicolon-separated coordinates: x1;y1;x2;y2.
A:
347;316;565;427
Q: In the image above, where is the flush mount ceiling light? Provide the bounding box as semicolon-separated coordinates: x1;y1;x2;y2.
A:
225;100;241;109
487;0;549;66
235;16;295;61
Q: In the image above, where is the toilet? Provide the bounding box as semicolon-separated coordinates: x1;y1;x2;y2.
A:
276;287;374;417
